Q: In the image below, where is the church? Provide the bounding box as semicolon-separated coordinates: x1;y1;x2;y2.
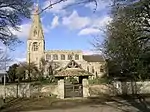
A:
26;7;105;78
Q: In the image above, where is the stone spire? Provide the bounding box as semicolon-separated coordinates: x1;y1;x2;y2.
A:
28;4;44;40
27;2;45;69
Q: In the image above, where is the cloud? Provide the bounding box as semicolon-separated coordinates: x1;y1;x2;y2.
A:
51;16;59;29
78;16;112;36
92;16;112;28
15;57;26;63
43;0;75;15
12;23;31;38
12;21;50;37
62;10;91;30
85;0;112;12
61;9;112;34
78;28;100;36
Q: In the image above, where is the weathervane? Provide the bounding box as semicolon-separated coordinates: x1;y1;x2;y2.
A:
34;0;40;13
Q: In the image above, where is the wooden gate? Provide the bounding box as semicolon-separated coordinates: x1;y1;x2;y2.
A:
64;84;83;98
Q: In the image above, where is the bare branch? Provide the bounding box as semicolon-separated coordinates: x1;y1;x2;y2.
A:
39;0;67;14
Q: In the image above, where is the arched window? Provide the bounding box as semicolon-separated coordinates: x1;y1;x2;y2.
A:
75;54;79;60
92;66;95;73
68;54;72;60
46;54;51;60
87;66;89;72
53;54;58;60
100;65;104;72
32;42;38;51
61;54;65;60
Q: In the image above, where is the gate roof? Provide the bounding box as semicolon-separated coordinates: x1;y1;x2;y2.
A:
55;60;93;77
55;68;92;77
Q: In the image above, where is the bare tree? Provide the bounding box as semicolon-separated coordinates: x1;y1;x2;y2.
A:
18;62;39;80
0;0;33;48
39;58;61;77
0;48;12;70
40;0;98;14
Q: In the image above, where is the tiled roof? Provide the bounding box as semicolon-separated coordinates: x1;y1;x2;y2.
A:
83;55;105;62
55;68;93;77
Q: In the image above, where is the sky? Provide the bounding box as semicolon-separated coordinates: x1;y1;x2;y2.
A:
0;0;112;65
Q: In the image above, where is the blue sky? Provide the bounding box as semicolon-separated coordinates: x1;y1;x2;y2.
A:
2;0;112;64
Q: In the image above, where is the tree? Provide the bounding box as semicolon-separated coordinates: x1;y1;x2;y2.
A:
39;58;60;77
7;63;19;82
19;62;39;80
111;0;150;42
16;65;26;82
0;49;12;70
95;1;150;80
39;58;48;78
0;0;33;48
47;60;60;75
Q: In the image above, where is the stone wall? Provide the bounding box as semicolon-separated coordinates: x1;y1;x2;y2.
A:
89;84;115;97
89;81;150;97
2;81;150;99
113;81;150;95
0;83;58;98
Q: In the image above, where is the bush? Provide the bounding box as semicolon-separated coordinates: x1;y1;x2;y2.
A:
38;76;58;85
65;77;78;84
89;77;110;85
0;97;4;108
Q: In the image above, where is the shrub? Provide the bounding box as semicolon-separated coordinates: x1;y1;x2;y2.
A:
89;77;110;85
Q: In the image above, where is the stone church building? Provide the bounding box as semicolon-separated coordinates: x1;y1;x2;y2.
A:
27;7;105;78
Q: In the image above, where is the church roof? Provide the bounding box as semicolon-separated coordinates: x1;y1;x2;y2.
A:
83;55;105;62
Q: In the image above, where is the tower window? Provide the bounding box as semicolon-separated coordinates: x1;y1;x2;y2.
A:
53;54;58;60
75;54;79;60
32;42;38;51
34;27;38;36
34;30;37;36
68;54;72;60
61;54;65;60
46;54;51;60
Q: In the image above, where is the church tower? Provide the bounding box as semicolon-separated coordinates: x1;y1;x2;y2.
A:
27;5;45;67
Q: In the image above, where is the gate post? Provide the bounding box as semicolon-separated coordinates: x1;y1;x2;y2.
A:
57;79;64;99
82;78;89;98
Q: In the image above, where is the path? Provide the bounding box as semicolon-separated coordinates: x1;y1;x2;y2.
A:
23;102;138;112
